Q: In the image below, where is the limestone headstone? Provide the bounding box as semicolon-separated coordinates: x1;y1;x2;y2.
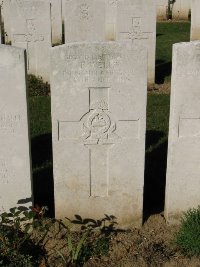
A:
0;6;2;44
64;0;105;42
63;0;156;85
51;0;62;44
0;45;32;212
190;0;200;41
51;42;147;227
0;0;11;43
10;0;51;82
113;0;156;86
165;41;200;224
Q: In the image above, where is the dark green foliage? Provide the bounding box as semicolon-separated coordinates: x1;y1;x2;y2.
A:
156;22;190;83
0;207;49;266
174;206;200;257
27;74;50;97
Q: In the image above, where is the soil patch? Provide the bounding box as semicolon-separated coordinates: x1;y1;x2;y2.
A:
36;214;200;267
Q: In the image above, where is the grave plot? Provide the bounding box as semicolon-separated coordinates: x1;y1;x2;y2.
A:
51;42;147;227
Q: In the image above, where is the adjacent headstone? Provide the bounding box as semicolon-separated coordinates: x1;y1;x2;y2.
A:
190;0;200;41
0;6;2;44
10;0;51;82
51;42;147;227
51;0;62;44
113;0;156;86
165;41;200;224
0;0;11;43
0;45;32;212
64;0;105;42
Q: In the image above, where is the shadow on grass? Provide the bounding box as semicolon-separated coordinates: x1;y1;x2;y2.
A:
143;130;168;222
31;134;55;217
155;60;172;84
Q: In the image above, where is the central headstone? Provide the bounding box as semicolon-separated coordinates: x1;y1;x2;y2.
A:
0;45;32;212
51;42;147;227
10;0;51;82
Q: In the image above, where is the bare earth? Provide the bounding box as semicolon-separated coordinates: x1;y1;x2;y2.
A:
36;214;200;267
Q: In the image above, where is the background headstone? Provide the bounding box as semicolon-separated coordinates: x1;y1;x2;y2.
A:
64;0;105;42
51;42;147;227
51;0;62;44
0;0;11;43
165;41;200;224
0;45;32;212
0;6;2;44
10;0;51;82
113;0;156;86
63;0;156;85
190;0;200;41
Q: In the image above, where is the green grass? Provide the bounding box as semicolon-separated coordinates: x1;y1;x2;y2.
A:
146;94;170;153
29;97;51;138
156;22;191;83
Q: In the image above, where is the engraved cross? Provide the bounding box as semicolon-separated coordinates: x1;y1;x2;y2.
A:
58;87;140;197
120;17;153;44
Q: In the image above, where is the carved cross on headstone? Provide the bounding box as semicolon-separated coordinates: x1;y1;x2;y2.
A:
58;87;140;197
12;19;45;70
120;17;153;44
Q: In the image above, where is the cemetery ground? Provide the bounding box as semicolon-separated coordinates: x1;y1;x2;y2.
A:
1;21;200;266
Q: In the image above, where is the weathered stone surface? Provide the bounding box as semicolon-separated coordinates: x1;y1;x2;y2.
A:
0;6;2;44
0;0;11;43
165;41;200;224
113;0;156;85
63;0;156;85
190;0;200;40
51;42;147;227
63;0;105;42
10;0;51;82
0;45;32;212
51;0;62;44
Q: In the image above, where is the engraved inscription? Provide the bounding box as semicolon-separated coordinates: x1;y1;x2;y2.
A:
0;113;21;134
0;159;9;184
79;3;90;20
62;52;135;84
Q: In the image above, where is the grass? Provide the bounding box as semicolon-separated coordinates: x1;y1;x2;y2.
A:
28;21;189;217
156;21;191;83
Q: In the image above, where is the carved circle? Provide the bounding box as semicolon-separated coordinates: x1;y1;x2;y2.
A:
87;110;111;135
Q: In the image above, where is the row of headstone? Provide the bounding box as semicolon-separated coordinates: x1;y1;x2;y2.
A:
0;0;156;85
1;40;200;227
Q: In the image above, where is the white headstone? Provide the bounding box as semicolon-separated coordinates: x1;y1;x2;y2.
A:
64;0;105;42
0;6;2;44
51;0;62;44
0;45;32;212
0;0;11;43
190;0;200;41
51;42;147;227
63;0;156;85
165;41;200;224
113;0;156;86
10;0;51;82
